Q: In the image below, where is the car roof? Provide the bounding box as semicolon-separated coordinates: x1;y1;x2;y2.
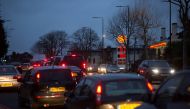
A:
0;65;15;68
33;66;70;71
87;73;144;82
143;60;168;62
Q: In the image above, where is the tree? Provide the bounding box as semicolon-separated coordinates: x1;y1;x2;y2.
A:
71;27;100;51
107;7;139;66
135;3;160;59
70;27;100;59
108;1;160;66
165;0;190;69
0;19;9;58
31;31;69;58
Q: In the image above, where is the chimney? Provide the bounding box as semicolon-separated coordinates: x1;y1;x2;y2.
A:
171;23;177;42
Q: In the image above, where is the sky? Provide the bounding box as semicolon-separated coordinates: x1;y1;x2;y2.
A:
1;0;178;54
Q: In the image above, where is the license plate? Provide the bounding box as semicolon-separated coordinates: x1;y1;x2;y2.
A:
117;102;142;109
49;87;65;92
1;83;13;87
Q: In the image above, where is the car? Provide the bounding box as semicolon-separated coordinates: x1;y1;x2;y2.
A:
65;73;155;109
98;64;121;74
152;70;190;109
60;54;87;70
0;65;21;89
137;60;175;83
17;66;76;108
67;66;86;83
21;63;32;71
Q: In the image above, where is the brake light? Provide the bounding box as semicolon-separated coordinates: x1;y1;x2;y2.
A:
96;85;102;94
36;73;40;79
147;82;154;93
83;63;86;69
139;69;144;74
96;84;102;105
62;63;66;67
71;54;76;57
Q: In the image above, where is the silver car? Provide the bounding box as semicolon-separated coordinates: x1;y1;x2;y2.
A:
0;65;21;89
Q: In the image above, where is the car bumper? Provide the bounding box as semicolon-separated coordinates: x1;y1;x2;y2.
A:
34;96;66;106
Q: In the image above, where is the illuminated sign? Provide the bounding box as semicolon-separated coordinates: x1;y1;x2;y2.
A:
116;35;127;44
149;42;167;49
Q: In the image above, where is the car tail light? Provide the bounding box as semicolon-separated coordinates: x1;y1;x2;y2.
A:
13;75;21;79
36;73;40;79
61;63;66;67
147;82;154;93
96;84;102;105
71;54;76;57
139;69;145;74
83;63;86;69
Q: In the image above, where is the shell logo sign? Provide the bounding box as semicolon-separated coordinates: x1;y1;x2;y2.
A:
116;35;127;44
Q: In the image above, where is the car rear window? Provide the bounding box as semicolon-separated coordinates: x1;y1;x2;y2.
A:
63;56;84;65
0;67;17;75
148;61;170;67
104;79;147;96
36;69;72;83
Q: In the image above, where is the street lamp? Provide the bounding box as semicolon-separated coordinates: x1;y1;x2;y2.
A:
92;17;104;49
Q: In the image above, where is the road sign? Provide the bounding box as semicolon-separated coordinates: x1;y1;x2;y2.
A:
116;35;127;44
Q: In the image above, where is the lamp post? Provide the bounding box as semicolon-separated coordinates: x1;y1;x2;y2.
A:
92;17;105;64
92;17;104;49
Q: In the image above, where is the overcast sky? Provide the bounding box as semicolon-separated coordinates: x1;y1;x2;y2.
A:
1;0;178;53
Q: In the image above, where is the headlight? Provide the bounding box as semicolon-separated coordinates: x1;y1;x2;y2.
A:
170;69;175;74
152;69;159;74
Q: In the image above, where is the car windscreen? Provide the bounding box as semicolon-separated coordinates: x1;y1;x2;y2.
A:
37;69;72;83
148;61;170;67
104;79;148;96
0;67;17;75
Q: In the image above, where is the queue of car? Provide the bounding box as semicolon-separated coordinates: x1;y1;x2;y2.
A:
0;59;190;109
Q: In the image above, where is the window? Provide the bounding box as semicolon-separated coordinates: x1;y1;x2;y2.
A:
74;78;85;96
105;79;147;96
0;67;17;75
158;75;183;95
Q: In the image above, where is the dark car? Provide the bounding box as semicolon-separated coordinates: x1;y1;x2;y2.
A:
60;54;87;70
65;73;155;109
67;66;86;83
152;70;190;109
137;60;175;83
17;66;76;109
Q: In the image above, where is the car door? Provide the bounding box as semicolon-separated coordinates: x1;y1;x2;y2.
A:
154;75;184;109
68;78;95;109
67;78;86;109
171;74;190;109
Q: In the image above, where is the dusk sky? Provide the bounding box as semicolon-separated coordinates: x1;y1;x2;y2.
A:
1;0;178;54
